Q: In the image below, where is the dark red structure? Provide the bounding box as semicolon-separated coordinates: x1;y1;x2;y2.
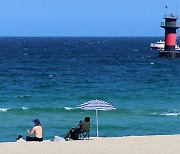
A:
159;14;180;58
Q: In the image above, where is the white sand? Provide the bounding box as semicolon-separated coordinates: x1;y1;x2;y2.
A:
0;135;180;154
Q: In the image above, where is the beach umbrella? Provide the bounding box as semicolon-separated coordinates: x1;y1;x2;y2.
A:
77;99;116;137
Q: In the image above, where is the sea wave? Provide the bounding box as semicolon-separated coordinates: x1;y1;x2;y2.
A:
0;107;179;117
0;107;79;113
150;109;180;117
0;108;10;112
160;112;180;116
15;95;31;98
21;107;29;110
63;107;77;111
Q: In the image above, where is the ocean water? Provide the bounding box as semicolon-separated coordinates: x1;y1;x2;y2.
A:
0;37;180;142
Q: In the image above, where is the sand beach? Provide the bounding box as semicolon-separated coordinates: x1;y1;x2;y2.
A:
0;135;180;154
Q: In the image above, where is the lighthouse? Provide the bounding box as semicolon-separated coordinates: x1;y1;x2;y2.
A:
159;14;180;58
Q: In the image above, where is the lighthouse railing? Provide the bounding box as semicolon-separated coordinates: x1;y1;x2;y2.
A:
164;15;178;19
161;22;180;28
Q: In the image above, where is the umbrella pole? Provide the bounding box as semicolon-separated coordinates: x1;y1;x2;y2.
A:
96;110;99;137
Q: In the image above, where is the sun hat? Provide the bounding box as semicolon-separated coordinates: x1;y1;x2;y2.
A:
33;119;41;125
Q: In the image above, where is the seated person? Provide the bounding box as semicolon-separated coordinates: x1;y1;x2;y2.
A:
26;119;43;142
64;117;90;140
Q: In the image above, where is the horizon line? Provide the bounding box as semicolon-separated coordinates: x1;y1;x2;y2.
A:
0;36;166;38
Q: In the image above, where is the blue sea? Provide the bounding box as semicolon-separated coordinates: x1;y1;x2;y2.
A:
0;37;180;142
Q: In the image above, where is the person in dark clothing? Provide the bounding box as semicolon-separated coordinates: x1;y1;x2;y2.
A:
64;117;90;140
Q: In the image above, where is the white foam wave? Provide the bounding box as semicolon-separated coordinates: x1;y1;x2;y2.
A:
21;107;29;110
160;112;180;116
16;95;30;98
151;110;180;116
151;113;158;115
63;107;76;111
0;108;10;112
64;107;74;110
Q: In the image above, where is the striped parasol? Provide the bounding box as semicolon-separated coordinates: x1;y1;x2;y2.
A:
77;99;116;137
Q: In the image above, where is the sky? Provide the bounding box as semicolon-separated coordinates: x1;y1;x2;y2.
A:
0;0;179;36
